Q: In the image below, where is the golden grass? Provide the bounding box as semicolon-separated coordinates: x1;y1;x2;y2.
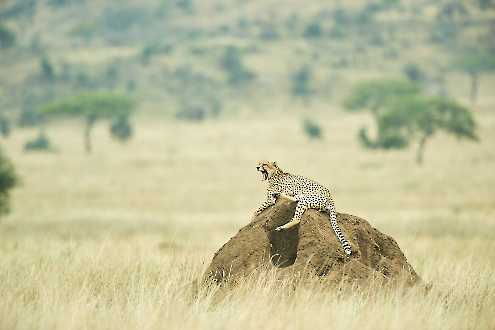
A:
1;106;495;329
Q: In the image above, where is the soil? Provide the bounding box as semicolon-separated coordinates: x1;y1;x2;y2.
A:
202;196;422;288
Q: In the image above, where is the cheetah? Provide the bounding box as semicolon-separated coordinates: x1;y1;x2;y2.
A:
254;160;352;256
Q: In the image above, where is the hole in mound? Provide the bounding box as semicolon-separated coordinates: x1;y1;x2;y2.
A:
268;227;299;268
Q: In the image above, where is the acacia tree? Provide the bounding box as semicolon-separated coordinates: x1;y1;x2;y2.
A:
344;79;478;164
40;92;136;153
0;148;17;217
453;51;495;104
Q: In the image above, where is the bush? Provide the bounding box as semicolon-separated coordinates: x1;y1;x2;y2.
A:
140;43;173;65
304;21;323;38
176;97;222;122
303;118;322;139
0;148;17;216
0;115;10;138
110;115;133;142
403;63;425;82
176;105;207;122
291;66;313;98
23;131;52;152
0;24;16;49
358;127;409;149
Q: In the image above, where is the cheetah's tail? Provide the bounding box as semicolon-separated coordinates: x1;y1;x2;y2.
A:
326;202;352;256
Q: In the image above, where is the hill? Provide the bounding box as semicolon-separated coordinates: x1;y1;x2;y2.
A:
1;0;494;120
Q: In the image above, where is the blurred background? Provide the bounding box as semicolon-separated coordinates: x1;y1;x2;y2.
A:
1;1;495;328
0;0;494;266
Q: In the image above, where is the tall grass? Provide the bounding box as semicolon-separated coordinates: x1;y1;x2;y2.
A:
0;238;493;330
0;108;494;329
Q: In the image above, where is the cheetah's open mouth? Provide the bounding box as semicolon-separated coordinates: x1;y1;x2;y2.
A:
257;167;268;180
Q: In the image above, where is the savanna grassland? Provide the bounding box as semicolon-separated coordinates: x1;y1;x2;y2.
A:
1;0;495;329
1;105;495;329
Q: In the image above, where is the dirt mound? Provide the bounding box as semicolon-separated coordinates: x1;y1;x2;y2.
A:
202;196;421;288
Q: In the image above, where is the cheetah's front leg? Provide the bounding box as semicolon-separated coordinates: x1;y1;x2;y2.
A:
275;199;309;231
254;193;277;216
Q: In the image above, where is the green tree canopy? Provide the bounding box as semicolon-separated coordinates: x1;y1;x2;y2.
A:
343;79;420;113
40;92;136;153
41;92;134;118
345;79;477;164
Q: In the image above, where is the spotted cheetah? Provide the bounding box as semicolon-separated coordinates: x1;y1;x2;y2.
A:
255;160;352;256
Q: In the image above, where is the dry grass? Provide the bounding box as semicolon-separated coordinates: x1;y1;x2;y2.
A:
1;106;495;329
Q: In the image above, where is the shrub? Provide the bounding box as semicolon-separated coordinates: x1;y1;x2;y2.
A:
140;43;173;65
0;115;10;138
403;63;425;82
176;105;207;122
176;97;222;122
358;127;409;150
110;115;133;142
304;21;323;38
303;118;322;139
0;24;16;49
23;131;52;152
291;66;313;98
0;148;17;216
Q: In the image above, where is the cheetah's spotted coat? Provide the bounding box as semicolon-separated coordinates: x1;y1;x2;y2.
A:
255;160;352;256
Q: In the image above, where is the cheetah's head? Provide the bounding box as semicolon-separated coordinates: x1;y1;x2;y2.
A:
256;160;283;181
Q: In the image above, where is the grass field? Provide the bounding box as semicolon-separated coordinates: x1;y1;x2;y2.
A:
1;105;495;329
